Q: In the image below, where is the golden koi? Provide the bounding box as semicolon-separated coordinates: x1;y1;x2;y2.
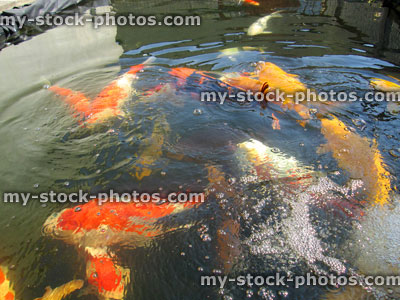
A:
33;280;83;300
130;114;170;180
370;77;400;92
318;115;392;206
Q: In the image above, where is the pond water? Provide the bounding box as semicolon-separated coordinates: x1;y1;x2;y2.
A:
0;0;400;299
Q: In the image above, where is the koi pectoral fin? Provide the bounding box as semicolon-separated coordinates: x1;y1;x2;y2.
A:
49;86;91;117
271;113;281;130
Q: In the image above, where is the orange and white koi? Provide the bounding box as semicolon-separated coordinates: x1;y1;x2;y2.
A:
42;198;200;299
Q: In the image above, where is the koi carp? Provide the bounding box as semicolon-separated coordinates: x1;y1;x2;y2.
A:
243;0;260;6
0;266;14;300
42;198;200;299
1;265;82;300
318;115;392;206
33;280;84;300
49;63;149;125
370;77;400;92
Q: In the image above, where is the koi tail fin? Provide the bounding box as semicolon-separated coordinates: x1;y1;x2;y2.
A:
127;56;156;75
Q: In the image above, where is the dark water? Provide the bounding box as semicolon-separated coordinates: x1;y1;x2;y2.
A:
0;0;400;299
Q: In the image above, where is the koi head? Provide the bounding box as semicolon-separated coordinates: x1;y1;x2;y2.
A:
85;248;130;300
42;202;98;242
256;61;306;94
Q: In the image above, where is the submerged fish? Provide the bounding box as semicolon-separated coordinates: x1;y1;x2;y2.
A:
237;138;314;183
370;77;400;92
318;115;392;206
33;280;83;300
0;266;14;300
247;12;283;36
1;265;82;300
42;199;200;299
49;63;147;125
243;0;260;6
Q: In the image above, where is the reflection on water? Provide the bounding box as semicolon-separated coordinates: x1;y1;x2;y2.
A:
0;0;400;299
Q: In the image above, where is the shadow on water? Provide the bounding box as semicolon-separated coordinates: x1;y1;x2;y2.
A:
0;0;400;299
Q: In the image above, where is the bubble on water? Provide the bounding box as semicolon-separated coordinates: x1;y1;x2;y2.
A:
96;169;101;174
271;147;279;153
43;84;50;89
278;290;289;297
299;143;305;147
352;118;366;131
41;204;47;208
193;108;203;115
180;252;185;256
33;183;39;188
216;192;225;199
228;177;236;185
212;269;222;274
200;233;211;242
64;181;70;187
246;289;254;298
204;255;210;260
197;266;204;272
258;287;267;297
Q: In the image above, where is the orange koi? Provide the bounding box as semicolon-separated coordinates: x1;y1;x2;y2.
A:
0;266;14;300
243;0;260;5
49;64;145;125
43;198;200;299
